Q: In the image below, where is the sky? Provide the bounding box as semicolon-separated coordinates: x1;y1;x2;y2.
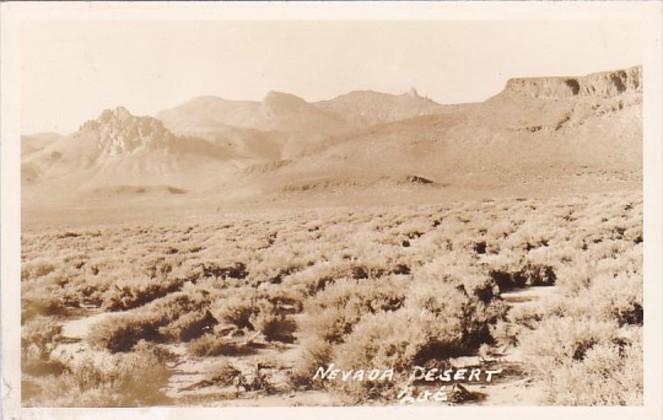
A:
20;20;644;134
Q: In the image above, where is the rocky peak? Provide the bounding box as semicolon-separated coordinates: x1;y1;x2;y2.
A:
98;106;133;123
76;106;177;155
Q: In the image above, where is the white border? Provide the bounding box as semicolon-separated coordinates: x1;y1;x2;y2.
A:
2;2;662;419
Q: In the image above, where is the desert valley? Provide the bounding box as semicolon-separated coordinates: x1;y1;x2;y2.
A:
20;66;644;406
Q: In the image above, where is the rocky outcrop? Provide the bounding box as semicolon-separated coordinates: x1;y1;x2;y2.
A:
76;107;178;155
504;66;642;99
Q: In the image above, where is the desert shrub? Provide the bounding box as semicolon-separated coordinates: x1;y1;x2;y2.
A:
250;307;297;343
250;259;306;286
486;220;517;242
420;252;499;302
280;263;337;297
188;333;255;357
148;290;210;322
22;283;69;321
301;276;408;344
519;316;642;405
193;361;243;389
487;261;556;290
589;239;631;260
623;226;643;244
520;317;618;367
520;263;557;286
158;309;218;342
22;317;62;359
210;295;257;330
403;277;506;352
551;272;642;327
24;348;172;407
331;309;418;401
290;336;333;388
327;278;507;401
101;275;185;311
506;301;547;329
520;317;641;405
282;258;395;298
89;291;210;352
87;312;163;353
257;285;305;314
555;262;594;295
199;261;248;280
211;362;242;384
489;319;521;348
21;317;66;376
209;289;298;340
22;258;57;281
548;337;642;405
500;222;554;253
131;340;178;364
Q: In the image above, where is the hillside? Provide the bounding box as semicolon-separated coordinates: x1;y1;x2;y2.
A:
22;132;65;157
158;92;350;134
250;66;642;194
21;66;642;213
21;107;239;202
156;88;464;160
313;88;465;126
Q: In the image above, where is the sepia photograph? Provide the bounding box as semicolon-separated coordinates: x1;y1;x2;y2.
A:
1;2;662;419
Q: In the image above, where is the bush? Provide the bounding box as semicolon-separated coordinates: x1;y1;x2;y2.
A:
21;317;66;377
548;337;642;405
89;291;212;352
332;310;417;401
519;317;642;405
87;312;164;353
520;317;617;368
22;317;62;359
101;276;185;311
290;336;333;389
158;309;218;342
489;319;520;348
24;347;172;407
210;295;257;330
188;333;256;357
328;278;507;401
301;276;408;344
131;340;178;364
22;284;69;321
250;308;296;343
487;262;556;290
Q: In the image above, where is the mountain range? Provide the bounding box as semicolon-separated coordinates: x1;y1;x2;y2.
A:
22;65;642;208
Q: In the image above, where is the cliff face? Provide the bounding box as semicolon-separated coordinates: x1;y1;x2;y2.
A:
504;66;642;99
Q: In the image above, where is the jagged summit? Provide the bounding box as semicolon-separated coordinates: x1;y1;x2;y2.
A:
98;106;132;123
76;106;177;155
504;65;642;99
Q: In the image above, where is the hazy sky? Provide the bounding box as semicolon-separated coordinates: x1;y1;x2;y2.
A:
20;20;644;134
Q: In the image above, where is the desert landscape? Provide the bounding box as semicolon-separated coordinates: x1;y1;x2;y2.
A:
21;65;643;406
